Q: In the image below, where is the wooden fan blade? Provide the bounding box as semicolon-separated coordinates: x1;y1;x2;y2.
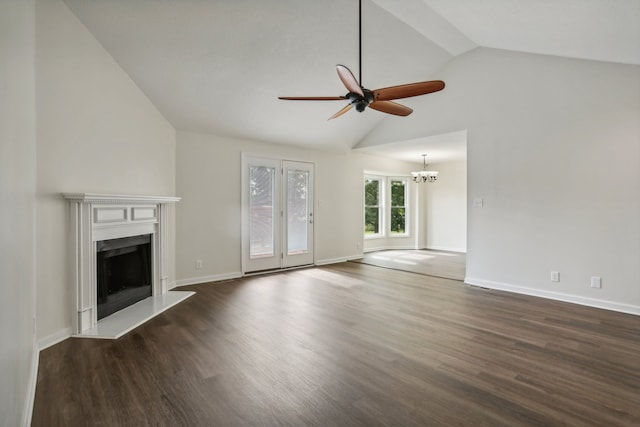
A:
368;100;413;116
279;96;346;101
328;104;353;120
373;80;445;101
336;64;364;97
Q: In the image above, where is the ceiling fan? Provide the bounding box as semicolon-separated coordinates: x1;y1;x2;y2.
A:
278;0;445;120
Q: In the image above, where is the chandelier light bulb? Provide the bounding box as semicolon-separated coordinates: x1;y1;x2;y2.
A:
411;154;438;183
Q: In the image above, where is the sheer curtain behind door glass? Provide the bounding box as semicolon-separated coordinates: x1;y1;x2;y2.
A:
287;169;309;254
249;166;276;259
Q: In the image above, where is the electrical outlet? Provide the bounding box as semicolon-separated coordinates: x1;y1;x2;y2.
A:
356;242;361;250
195;259;203;269
550;271;560;282
590;276;601;289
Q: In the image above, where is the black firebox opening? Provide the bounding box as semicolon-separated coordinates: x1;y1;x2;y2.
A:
96;234;152;320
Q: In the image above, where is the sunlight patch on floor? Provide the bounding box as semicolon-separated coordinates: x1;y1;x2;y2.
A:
428;251;459;257
392;259;418;265
402;254;434;260
372;253;434;263
298;268;364;288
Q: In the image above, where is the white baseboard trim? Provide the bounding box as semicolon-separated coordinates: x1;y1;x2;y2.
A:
363;246;384;253
28;327;73;426
465;277;640;316
37;327;72;351
315;255;362;265
22;346;39;427
173;272;243;288
175;259;372;284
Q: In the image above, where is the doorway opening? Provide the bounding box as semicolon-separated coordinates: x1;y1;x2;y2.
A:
353;129;468;278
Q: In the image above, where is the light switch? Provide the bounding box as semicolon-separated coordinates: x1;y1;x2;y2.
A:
474;198;484;207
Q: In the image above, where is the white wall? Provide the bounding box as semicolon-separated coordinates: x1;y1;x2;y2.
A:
175;130;419;284
35;0;176;345
424;160;467;252
361;48;640;314
0;0;37;425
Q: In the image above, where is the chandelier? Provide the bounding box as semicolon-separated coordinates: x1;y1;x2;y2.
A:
411;154;438;183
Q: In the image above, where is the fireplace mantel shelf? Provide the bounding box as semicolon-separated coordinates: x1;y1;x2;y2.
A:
63;193;181;205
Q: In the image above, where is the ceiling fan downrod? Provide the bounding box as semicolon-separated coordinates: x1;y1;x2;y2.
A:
277;0;446;119
359;0;362;87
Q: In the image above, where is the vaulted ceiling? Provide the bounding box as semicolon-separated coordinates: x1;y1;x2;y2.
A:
62;0;639;160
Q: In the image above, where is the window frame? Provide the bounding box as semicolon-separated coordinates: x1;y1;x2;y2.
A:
363;175;411;239
364;175;385;239
388;177;409;237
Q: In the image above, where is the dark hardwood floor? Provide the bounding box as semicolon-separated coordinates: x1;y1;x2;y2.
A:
33;263;640;426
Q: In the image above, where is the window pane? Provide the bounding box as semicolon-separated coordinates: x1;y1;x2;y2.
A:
391;180;405;207
287;169;309;254
364;208;380;234
365;179;379;206
390;207;405;234
365;207;380;234
249;166;275;259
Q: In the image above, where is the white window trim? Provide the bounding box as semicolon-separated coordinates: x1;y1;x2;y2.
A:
388;177;410;238
364;175;385;239
364;175;412;240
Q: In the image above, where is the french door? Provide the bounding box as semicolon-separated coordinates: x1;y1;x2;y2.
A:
242;156;314;273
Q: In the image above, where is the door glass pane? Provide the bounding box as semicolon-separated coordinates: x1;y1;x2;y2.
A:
287;169;309;254
249;166;275;259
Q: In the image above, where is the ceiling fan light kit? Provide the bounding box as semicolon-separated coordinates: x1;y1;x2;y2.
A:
278;0;445;120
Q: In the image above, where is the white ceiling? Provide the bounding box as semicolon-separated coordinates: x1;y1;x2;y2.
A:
422;0;640;65
62;0;639;161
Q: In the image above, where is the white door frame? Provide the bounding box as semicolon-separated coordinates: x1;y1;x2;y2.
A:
241;155;315;274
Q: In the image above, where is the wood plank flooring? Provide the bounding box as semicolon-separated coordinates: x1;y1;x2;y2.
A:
32;263;640;426
351;249;466;281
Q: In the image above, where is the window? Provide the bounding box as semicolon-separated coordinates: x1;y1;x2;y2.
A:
389;179;408;235
364;176;410;238
364;177;383;236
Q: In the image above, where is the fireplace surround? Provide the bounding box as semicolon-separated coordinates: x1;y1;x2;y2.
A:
63;193;190;337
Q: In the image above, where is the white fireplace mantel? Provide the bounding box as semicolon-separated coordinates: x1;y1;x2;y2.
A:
63;193;186;337
63;193;181;205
